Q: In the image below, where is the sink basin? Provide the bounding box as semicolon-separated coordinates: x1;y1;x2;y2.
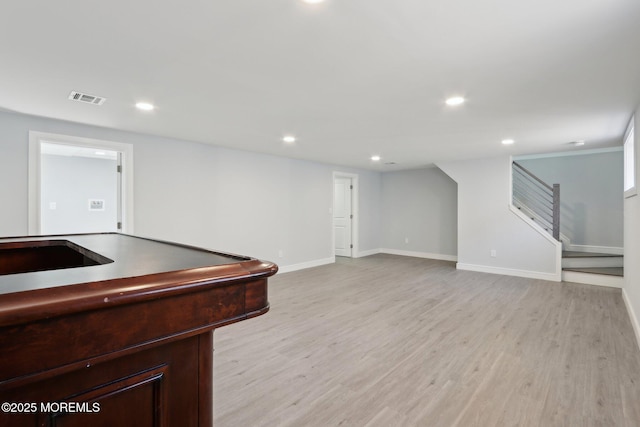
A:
0;239;113;275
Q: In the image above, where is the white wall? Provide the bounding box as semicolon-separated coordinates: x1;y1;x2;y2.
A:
381;167;457;259
0;110;381;269
0;109;567;282
518;150;623;250
0;113;30;237
624;107;640;349
438;156;561;280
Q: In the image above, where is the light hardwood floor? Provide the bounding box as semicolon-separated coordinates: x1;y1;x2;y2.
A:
214;254;640;426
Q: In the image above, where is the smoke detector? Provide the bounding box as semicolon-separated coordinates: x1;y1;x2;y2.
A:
68;91;106;106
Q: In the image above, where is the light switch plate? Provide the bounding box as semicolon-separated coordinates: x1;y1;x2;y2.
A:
89;199;105;211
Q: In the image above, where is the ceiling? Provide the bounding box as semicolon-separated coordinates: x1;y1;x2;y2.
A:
2;0;640;171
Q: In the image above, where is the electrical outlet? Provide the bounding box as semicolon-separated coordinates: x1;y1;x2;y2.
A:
490;249;497;257
405;237;409;244
278;250;284;258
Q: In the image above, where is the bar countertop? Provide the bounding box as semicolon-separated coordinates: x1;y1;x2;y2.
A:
0;233;277;327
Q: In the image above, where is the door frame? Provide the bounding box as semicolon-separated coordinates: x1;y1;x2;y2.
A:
332;171;359;258
28;131;134;235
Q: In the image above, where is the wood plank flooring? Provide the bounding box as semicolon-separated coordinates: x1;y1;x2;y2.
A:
213;254;640;426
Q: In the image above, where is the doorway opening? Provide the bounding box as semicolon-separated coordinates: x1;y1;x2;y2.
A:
28;131;134;236
333;172;358;258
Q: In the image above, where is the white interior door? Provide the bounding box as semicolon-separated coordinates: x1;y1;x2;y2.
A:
334;177;352;257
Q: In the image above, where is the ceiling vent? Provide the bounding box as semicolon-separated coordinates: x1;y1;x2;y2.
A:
68;91;106;106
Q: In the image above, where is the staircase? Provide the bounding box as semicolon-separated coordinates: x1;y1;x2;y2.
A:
562;251;624;275
512;161;624;288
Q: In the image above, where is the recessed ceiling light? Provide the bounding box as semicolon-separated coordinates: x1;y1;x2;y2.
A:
302;0;325;3
445;96;465;106
371;155;381;161
95;151;106;156
283;135;296;143
135;102;155;111
573;140;585;146
502;139;515;145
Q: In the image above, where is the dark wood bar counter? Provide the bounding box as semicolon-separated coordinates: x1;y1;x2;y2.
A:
0;233;277;427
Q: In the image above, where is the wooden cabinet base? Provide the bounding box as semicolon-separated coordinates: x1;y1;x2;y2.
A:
0;234;277;427
2;332;212;427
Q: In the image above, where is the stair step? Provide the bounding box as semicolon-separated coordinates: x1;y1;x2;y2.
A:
561;251;623;269
563;267;624;277
562;251;621;258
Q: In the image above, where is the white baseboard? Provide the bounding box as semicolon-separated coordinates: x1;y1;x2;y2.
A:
380;248;457;262
561;271;624;288
563;244;624;255
278;257;335;274
622;288;640;352
355;248;381;258
457;263;561;282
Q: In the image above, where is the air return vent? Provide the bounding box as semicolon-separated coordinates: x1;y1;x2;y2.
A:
68;91;106;106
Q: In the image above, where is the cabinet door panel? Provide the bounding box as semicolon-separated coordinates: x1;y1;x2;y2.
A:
1;336;200;427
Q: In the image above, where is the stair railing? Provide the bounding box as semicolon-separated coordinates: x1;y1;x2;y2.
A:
512;161;560;241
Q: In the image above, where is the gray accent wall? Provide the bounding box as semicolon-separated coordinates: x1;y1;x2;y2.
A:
518;151;623;249
381;167;457;256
